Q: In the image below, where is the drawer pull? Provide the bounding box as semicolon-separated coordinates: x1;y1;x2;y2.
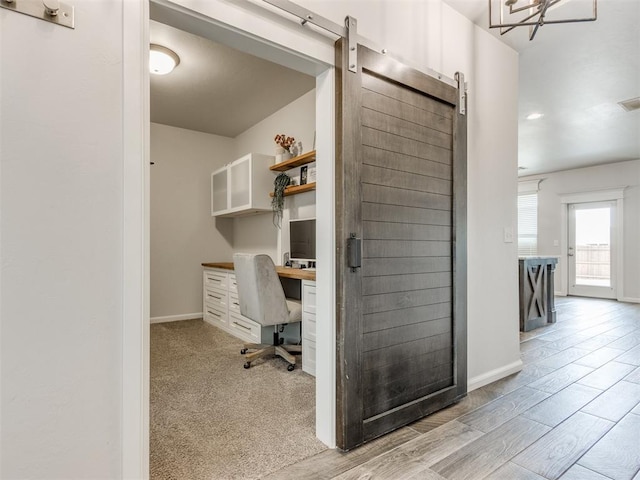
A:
207;310;221;318
232;321;251;331
207;293;222;300
233;302;240;306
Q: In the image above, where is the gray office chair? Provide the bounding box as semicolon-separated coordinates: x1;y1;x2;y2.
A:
233;253;302;371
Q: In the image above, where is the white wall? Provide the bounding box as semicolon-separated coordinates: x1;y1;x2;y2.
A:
1;2;125;477
522;159;640;301
465;26;521;387
233;89;316;160
231;88;316;264
150;123;235;320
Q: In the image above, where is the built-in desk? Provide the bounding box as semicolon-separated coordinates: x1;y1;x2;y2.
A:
202;262;316;281
201;262;316;376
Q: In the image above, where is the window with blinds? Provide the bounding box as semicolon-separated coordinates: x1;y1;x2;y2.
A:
518;193;538;256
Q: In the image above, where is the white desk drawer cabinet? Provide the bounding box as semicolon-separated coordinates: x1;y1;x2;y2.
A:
302;283;316;315
304;342;316;377
204;287;227;311
228;292;241;316
203;267;267;344
204;269;228;291
302;280;317;376
302;312;316;343
229;274;239;295
204;304;227;329
229;313;261;343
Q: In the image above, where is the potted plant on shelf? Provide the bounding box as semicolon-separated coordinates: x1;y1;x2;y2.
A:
272;172;290;228
274;134;295;163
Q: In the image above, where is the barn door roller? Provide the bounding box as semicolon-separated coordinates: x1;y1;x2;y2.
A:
455;72;467;116
346;16;358;73
262;0;361;73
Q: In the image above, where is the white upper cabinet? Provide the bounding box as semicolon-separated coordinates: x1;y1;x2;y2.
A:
211;153;274;217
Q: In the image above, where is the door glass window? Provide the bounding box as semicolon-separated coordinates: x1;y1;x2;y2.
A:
575;207;611;287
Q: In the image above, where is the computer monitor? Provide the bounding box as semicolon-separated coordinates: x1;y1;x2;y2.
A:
289;218;316;262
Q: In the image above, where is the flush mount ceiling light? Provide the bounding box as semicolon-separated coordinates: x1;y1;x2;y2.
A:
149;44;180;75
526;112;544;120
489;0;597;41
618;97;640;112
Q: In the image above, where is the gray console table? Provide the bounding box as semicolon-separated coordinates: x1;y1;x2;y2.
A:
519;257;558;332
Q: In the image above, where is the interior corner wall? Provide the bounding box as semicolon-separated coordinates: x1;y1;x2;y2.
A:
1;1;125;477
230;89;316;264
150;123;235;320
522;159;640;302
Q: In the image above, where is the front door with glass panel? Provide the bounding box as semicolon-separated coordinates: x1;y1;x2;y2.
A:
568;202;616;299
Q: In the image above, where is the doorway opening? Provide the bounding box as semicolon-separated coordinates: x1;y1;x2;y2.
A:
147;1;336;476
568;201;616;299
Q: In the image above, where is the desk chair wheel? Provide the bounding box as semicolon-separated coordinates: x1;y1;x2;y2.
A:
240;348;248;354
287;364;295;371
244;362;251;369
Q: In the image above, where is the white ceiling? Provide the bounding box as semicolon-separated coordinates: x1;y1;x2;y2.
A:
445;0;640;176
151;1;639;176
150;20;315;138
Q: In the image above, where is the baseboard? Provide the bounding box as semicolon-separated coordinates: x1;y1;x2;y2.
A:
620;297;640;304
150;313;202;324
468;359;523;392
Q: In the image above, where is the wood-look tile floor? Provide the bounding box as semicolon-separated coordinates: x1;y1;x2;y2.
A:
264;297;640;480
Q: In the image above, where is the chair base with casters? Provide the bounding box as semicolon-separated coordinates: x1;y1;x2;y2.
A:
241;327;302;371
233;253;303;372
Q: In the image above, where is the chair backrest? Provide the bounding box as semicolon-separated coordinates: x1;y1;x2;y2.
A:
233;253;290;327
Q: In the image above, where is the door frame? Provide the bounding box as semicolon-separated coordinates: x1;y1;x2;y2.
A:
123;0;339;476
567;200;617;299
559;188;626;301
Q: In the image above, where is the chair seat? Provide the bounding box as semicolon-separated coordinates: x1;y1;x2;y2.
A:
286;298;302;323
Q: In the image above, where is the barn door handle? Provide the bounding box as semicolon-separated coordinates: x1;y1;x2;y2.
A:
347;233;361;272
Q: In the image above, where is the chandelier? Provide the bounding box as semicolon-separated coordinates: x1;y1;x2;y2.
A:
489;0;597;41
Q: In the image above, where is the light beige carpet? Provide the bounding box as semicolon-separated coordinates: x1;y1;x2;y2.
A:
150;319;327;480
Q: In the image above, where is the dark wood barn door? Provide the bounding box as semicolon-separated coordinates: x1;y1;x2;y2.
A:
335;40;468;450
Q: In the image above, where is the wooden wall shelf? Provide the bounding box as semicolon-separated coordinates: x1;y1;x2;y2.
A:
270;182;316;197
270;150;316;172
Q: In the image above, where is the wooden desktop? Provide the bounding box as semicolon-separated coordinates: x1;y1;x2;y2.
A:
201;262;316;281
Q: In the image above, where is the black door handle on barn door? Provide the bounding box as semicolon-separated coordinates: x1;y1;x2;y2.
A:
347;233;361;272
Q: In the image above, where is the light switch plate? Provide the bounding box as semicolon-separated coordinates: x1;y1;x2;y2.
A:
504;226;514;243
